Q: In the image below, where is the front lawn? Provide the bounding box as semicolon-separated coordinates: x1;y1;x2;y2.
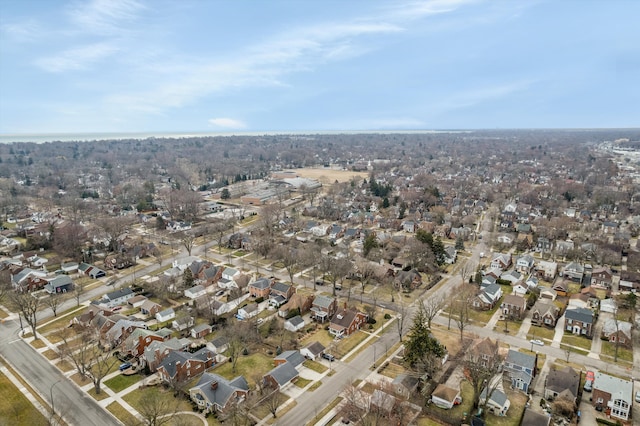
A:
123;386;192;413
336;331;369;358
104;372;144;393
294;377;312;388
601;341;633;363
212;352;273;388
527;326;555;342
0;368;49;426
106;401;139;426
561;334;592;350
303;360;328;373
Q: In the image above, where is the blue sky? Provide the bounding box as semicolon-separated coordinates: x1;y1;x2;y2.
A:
1;0;639;134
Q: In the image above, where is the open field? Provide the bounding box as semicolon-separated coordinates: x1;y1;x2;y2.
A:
294;167;369;184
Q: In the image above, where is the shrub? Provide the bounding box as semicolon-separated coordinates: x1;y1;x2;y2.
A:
255;297;264;303
384;313;392;320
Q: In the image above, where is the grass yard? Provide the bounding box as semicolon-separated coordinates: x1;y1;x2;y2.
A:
294;377;312;388
299;328;335;349
42;348;59;360
0;370;49;426
336;331;369;359
104;373;144;393
88;386;110;401
561;334;592;350
56;359;74;373
30;339;46;349
303;360;328;373
378;362;406;378
0;308;8;319
69;372;92;386
123;386;193;413
443;380;474;420
601;342;633;363
484;389;528;426
213;353;273;388
527;326;555;342
106;401;140;426
416;417;445;426
167;413;209;426
430;325;463;356
467;304;500;325
251;391;288;420
560;344;589;356
308;381;322;391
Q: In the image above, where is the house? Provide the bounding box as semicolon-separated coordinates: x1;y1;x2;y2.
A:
511;282;528;297
392;374;420;399
468;337;500;368
591;267;613;289
535;260;557;281
263;361;299;390
503;349;536;393
539;288;557;301
278;293;313;318
601;319;633;348
431;384;461;409
501;294;526;320
592;372;633;421
44;275;74;294
221;267;240;283
189;373;249;413
102;287;134;308
568;293;590;309
499;269;521;284
185;285;207;300
122;328;164;358
273;350;305;368
208;336;229;354
172;316;194;331
141;338;190;372
490;253;511;270
78;263;106;279
481;275;497;287
479;387;510;416
599;298;617;314
270;282;294;303
104;318;147;349
284;315;305;332
237;303;259;319
300;341;325;361
157;347;215;385
444;246;457;264
310;295;337;322
515;254;535;274
128;295;147;308
191;323;212;339
329;307;368;337
394;269;422;290
552;280;569;297
472;283;503;310
544;366;580;402
531;301;560;327
564;307;594;338
370;389;397;415
248;277;272;298
140;299;162;316
562;262;584;283
156;308;176;323
521;408;550;426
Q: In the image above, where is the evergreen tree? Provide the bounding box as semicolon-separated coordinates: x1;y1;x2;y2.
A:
404;302;446;380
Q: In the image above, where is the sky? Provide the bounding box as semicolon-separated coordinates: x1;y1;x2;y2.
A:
0;0;639;135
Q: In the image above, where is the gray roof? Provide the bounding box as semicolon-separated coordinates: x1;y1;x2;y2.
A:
192;373;248;409
480;387;508;407
275;350;305;368
158;347;213;379
313;295;334;309
271;282;291;294
106;287;133;300
545;367;580;398
484;283;501;297
157;307;175;317
565;307;593;324
506;349;535;371
251;277;271;289
286;315;304;327
45;275;73;290
266;361;298;386
303;341;325;356
594;372;633;402
521;408;550;426
602;319;632;337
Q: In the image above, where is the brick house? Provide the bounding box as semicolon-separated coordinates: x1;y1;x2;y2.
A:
329;307;368;337
531;300;560;327
564;307;594;338
592;372;633;421
601;319;632;348
591;267;613;289
122;328;165;358
501;294;526;320
310;295;337;322
248;277;272;298
189;373;249;413
157;348;215;385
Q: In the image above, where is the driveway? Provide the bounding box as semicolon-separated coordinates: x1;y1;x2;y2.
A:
551;313;565;348
516;315;532;339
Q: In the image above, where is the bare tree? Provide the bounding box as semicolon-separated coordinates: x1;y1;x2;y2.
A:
179;232;196;256
396;300;409;342
420;295;446;329
272;244;300;285
463;338;503;409
44;293;66;317
73;283;85;307
454;286;474;342
56;326;93;379
97;216;133;253
86;342;119;394
0;269;11;305
9;291;41;338
263;388;284;419
137;387;180;426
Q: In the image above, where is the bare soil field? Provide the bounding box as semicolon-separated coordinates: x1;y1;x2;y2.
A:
293;167;369;184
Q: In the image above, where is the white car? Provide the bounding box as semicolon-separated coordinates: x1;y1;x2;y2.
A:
530;339;544;346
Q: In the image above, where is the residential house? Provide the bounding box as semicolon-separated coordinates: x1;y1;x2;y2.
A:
531;301;561;327
237;303;259;319
122;328;164;358
444;246;457;264
278;293;313;318
501;294;526;320
263;361;299;390
269;282;294;307
592;372;633;421
515;254;535;275
172;316;195;332
191;324;212;339
511;282;528;297
562;262;584;283
402;220;417;233
468;337;500;368
274;350;305;368
127;295;147;308
157;348;215;385
521;408;550;426
11;268;48;292
591;267;613;289
78;263;106;279
104;318;147;349
394;269;422;290
503;349;536;393
392;374;420;399
248;277;272;299
208;336;229;354
156;308;176;323
472;283;503;310
479;386;510;416
329;307;368;337
300;341;325;361
601;319;633;348
141;338;190;372
189;373;249;413
490;253;511;270
544;366;580;403
540;288;557;301
537;237;553;253
599;298;617;314
535;260;558;281
431;384;461;409
102;287;134;308
499;269;521;284
44;275;74;294
564;308;594;339
564;307;594;338
284;315;305;332
140;299;162;316
185;285;207;300
568;293;590;309
311;295;337;323
552;280;569;297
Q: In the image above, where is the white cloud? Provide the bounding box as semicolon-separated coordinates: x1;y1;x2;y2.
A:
0;19;41;42
35;42;119;72
69;0;144;35
208;118;247;129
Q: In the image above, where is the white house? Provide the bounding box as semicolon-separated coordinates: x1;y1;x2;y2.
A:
512;283;528;297
156;308;176;323
431;384;461;409
237;304;259;319
300;341;325;360
185;285;207;300
284;315;305;332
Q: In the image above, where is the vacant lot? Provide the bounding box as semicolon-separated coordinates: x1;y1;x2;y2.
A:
294;167;369;184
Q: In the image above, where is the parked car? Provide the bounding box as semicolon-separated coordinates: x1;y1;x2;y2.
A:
530;339;544;346
119;362;132;371
322;353;335;362
584;371;595;392
257;318;264;325
635;391;640;403
315;280;325;286
215;290;225;296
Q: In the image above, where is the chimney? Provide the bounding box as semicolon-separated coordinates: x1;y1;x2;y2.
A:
344;302;347;309
210;380;218;390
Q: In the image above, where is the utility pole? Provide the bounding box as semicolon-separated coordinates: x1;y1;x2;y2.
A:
50;379;62;425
